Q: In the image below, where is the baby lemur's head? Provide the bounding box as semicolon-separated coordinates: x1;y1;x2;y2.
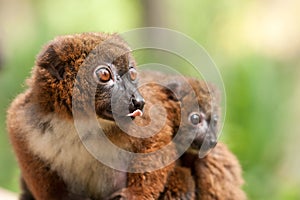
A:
166;77;220;157
138;70;220;156
29;33;144;122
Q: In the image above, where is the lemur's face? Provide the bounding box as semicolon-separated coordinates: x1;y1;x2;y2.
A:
183;79;219;155
170;78;219;156
185;106;218;151
35;33;144;122
93;58;144;122
74;40;145;122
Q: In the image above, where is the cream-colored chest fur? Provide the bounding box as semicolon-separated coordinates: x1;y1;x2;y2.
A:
20;104;126;199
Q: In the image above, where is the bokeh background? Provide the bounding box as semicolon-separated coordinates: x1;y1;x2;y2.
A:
0;0;300;199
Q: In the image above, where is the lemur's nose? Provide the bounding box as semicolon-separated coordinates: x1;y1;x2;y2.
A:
132;96;145;111
209;138;218;148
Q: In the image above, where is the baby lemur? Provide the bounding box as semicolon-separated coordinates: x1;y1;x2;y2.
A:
161;77;220;200
157;77;246;200
141;73;245;200
110;72;246;200
155;74;245;200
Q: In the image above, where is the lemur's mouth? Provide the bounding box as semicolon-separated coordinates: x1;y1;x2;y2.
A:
188;134;217;158
191;136;205;150
127;109;143;117
101;108;143;121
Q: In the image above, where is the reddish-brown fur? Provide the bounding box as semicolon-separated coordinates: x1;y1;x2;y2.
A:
106;81;182;200
159;78;246;200
160;143;246;200
181;143;246;200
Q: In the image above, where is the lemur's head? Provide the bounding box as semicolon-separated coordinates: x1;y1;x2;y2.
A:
167;78;220;157
30;33;144;122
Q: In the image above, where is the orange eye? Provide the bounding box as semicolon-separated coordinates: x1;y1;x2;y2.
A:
94;66;111;83
129;68;137;81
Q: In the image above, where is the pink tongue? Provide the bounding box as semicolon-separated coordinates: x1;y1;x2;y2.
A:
127;109;143;117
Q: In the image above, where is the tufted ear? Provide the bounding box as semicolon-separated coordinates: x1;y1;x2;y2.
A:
36;41;66;80
163;82;180;101
164;80;190;102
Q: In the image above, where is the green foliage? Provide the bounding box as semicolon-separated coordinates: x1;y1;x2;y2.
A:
222;55;297;199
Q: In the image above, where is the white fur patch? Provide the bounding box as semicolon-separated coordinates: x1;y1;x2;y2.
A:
20;104;126;199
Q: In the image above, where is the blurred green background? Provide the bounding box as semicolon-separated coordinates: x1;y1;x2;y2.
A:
0;0;300;199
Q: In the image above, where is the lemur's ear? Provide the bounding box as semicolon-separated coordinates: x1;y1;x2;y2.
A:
164;81;190;102
164;82;180;101
36;40;66;80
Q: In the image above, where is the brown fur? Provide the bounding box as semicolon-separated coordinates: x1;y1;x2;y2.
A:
159;166;196;200
161;143;246;200
8;92;90;200
180;143;246;200
161;146;246;200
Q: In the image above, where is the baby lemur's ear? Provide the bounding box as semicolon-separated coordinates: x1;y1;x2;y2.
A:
164;81;190;101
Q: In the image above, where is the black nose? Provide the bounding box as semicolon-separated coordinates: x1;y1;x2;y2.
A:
131;96;145;111
209;138;218;148
211;114;218;126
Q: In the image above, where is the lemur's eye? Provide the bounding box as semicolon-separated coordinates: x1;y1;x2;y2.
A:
94;66;112;83
129;68;137;81
189;113;201;125
189;112;206;125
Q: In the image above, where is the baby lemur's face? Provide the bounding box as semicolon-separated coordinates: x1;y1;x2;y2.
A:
138;71;219;156
170;78;220;156
32;33;144;122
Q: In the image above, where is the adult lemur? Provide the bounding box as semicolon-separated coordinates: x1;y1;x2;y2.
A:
7;33;146;200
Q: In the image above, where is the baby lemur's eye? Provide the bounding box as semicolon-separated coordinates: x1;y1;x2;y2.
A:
189;113;201;125
94;65;112;83
189;112;206;125
129;68;137;81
